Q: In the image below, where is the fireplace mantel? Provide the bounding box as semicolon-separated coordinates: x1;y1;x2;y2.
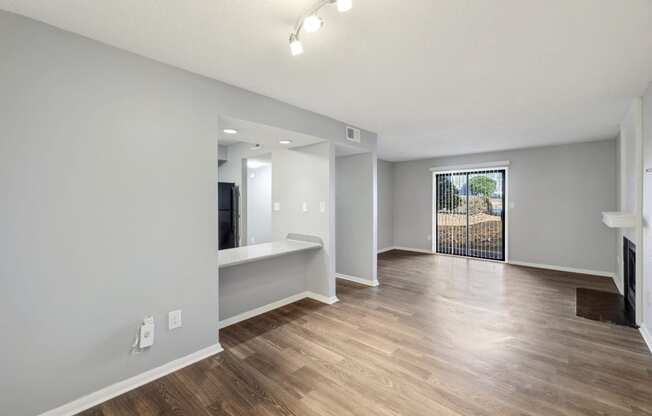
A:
602;211;636;228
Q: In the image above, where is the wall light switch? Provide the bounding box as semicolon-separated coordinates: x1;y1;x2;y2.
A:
508;202;515;209
273;202;281;211
302;202;308;212
319;201;326;213
168;310;182;330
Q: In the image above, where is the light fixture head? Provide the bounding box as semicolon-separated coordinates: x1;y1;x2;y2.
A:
336;0;352;12
303;15;323;32
279;139;293;145
289;34;304;56
223;128;238;134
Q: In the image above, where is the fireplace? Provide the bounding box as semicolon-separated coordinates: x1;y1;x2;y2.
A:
623;237;636;323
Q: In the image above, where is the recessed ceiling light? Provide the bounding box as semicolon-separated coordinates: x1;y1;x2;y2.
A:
223;128;238;134
279;139;293;145
303;15;323;33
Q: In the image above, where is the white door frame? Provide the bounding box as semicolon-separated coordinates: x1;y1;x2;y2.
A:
431;164;510;262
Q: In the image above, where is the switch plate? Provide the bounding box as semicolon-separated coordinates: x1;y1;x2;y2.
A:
168;310;182;330
273;202;281;211
302;202;308;212
319;201;326;213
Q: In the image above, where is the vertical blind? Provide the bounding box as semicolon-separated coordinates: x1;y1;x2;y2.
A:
435;169;505;261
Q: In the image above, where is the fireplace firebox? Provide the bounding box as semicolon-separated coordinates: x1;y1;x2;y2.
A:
623;237;636;324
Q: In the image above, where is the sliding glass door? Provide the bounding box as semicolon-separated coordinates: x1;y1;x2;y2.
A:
435;169;506;261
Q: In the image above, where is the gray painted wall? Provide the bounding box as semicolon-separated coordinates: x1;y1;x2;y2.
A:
377;159;395;251
393;140;618;274
642;84;652;335
0;11;375;416
246;159;273;245
219;252;307;321
273;143;334;296
336;153;377;283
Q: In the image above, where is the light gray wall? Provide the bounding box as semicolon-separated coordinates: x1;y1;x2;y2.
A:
377;159;395;251
616;99;644;318
0;11;375;416
393;140;618;274
218;144;228;163
246;160;272;245
642;84;652;334
219;253;306;321
336;153;377;283
273;143;334;296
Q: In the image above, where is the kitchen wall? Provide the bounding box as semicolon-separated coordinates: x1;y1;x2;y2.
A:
336;152;378;285
392;139;618;275
273;143;335;297
246;157;272;245
377;159;395;252
0;11;375;416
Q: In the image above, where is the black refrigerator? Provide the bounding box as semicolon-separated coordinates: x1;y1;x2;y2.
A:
218;182;239;250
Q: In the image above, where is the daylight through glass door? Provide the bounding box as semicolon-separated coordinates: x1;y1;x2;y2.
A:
435;169;506;261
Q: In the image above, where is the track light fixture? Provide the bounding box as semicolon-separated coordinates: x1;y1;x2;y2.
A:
289;0;352;56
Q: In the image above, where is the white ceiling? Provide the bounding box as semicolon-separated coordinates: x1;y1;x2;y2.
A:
218;115;325;150
2;1;652;161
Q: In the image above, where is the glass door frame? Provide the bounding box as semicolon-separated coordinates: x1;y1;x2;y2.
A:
431;164;509;262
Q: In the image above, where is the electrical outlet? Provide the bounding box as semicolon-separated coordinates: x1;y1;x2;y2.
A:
139;316;155;348
302;202;308;212
168;310;182;330
319;201;326;213
426;234;432;241
273;202;281;211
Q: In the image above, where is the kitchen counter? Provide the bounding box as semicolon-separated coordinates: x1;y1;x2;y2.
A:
218;236;322;269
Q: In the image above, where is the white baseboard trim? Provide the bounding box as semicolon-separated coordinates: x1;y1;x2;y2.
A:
39;343;223;416
377;247;395;254
336;273;379;287
640;325;652;354
219;291;339;329
392;246;434;254
306;291;340;304
508;260;615;278
219;292;308;329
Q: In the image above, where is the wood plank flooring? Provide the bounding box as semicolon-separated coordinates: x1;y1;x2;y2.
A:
79;250;652;416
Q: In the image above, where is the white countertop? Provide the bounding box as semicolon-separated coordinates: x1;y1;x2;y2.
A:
219;238;322;269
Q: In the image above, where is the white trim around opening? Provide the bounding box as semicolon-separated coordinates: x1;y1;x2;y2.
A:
431;164;510;263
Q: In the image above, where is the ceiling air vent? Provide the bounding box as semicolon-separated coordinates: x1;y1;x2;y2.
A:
346;126;361;143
